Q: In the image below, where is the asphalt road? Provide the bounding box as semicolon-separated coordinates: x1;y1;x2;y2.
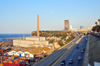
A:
33;36;79;66
60;36;88;66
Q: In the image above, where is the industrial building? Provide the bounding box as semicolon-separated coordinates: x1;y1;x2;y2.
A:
64;20;69;31
13;15;54;49
13;36;54;49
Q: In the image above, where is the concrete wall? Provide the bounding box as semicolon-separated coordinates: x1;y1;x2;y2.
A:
89;34;100;66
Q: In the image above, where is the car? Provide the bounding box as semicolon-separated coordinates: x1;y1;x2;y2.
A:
61;60;65;65
76;46;79;49
78;56;81;61
82;48;85;51
72;42;74;44
69;59;73;64
83;48;85;50
81;50;83;53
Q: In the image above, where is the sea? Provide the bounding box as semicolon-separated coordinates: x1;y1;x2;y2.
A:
0;34;31;42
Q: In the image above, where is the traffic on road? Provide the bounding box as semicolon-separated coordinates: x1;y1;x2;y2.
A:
33;36;79;66
60;36;88;66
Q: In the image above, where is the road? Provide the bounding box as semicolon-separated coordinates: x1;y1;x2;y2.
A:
60;36;88;66
33;36;79;66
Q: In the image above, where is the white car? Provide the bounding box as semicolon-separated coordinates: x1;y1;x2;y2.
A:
78;56;81;61
81;50;83;53
86;38;87;41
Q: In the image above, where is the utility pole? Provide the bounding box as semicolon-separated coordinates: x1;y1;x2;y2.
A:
23;33;25;40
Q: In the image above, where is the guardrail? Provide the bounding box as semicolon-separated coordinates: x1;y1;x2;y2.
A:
90;33;100;37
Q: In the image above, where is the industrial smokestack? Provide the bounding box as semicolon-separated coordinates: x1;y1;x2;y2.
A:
37;15;39;36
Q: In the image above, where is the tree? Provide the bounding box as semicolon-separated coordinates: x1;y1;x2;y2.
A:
61;43;64;47
98;18;100;25
95;22;98;26
49;39;55;43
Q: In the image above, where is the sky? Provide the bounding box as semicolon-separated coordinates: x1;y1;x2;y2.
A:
0;0;100;33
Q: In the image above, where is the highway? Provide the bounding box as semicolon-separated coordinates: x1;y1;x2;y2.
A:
33;36;79;66
60;36;88;66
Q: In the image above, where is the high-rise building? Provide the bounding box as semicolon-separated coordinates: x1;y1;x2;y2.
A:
70;25;72;29
80;26;84;29
64;20;69;31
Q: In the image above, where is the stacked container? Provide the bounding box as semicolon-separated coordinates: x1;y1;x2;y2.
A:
0;64;3;66
15;62;19;66
3;61;7;66
21;62;26;66
9;61;13;66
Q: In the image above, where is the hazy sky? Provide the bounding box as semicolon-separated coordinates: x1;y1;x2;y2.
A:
0;0;100;33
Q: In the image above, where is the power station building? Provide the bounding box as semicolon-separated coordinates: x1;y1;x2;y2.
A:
13;15;54;49
64;20;69;31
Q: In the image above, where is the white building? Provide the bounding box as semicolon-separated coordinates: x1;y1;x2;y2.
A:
70;25;72;29
7;51;34;58
13;36;53;49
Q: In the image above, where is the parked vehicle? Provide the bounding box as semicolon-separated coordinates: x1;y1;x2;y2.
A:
69;59;73;64
61;60;65;65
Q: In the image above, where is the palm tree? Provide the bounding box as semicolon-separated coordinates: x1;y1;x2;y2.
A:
98;18;100;25
95;22;98;26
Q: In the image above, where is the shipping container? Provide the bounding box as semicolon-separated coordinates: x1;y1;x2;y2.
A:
0;64;3;66
15;62;19;66
3;61;7;66
9;61;13;66
22;62;25;66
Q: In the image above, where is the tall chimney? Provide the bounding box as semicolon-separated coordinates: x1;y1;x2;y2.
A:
37;15;39;36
